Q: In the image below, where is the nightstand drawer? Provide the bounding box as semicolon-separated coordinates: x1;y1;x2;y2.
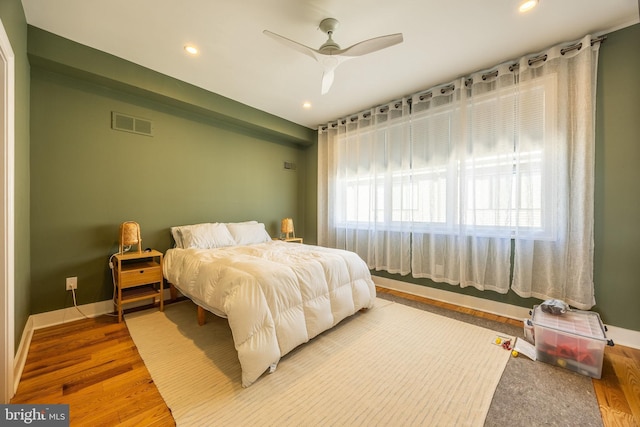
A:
120;263;162;288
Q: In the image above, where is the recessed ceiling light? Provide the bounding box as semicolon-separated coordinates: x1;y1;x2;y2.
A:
184;45;199;55
302;101;312;109
519;0;538;13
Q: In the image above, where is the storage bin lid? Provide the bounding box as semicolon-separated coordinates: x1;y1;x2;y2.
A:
531;305;607;341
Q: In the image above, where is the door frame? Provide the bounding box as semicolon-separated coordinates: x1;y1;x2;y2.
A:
0;16;16;404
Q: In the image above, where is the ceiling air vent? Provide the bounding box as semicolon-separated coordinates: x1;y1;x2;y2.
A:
111;111;154;136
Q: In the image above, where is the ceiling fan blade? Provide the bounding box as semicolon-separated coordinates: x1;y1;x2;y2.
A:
337;33;403;57
263;30;319;62
318;56;350;94
321;69;335;95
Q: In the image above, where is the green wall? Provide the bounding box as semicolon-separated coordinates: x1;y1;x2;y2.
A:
373;24;640;332
0;0;31;350
593;23;640;331
28;28;316;313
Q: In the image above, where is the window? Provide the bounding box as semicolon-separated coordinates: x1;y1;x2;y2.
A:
335;75;557;239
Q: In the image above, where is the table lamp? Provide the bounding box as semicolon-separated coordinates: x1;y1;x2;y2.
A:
281;218;295;240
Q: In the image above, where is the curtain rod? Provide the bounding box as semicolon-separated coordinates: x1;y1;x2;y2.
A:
320;35;607;131
415;35;608;100
520;35;607;68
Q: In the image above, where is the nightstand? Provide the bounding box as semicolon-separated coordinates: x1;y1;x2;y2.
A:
284;237;303;243
112;250;163;322
273;237;304;243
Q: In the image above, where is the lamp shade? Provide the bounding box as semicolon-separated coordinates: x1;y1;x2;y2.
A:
119;221;142;253
281;218;295;238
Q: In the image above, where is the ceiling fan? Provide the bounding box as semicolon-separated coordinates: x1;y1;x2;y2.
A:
264;18;403;95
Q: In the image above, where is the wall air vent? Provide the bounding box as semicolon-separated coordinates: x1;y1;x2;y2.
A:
111;111;154;136
283;161;297;171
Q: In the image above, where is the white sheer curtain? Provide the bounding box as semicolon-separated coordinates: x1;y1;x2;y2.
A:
511;35;599;309
318;101;412;274
318;35;599;308
409;69;518;293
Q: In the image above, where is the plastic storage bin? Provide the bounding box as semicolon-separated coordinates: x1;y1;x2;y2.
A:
529;305;613;379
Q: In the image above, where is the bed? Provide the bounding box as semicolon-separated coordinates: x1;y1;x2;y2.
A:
163;221;376;387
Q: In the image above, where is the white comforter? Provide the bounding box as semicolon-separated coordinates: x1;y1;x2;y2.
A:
163;240;376;387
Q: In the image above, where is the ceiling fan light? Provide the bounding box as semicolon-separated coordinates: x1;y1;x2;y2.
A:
519;0;538;13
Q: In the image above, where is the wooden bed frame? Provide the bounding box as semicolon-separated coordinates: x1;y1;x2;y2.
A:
169;283;208;326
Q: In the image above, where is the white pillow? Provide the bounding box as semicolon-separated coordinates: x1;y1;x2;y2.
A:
171;226;185;248
176;223;236;249
226;222;272;245
171;223;209;248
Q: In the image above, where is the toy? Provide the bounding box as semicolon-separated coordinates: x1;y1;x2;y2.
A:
492;336;514;351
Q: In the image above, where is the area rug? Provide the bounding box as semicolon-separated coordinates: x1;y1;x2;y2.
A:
125;299;512;426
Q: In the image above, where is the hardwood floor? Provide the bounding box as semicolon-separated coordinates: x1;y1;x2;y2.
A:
10;313;174;426
11;289;640;427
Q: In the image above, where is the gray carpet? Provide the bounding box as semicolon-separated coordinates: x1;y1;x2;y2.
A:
377;293;603;427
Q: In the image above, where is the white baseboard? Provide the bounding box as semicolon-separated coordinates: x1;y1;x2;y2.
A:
374;276;532;320
13;288;173;392
13;316;33;395
604;325;640;350
30;300;116;330
373;276;640;350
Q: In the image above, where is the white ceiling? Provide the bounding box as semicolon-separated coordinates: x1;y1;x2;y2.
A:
21;0;639;130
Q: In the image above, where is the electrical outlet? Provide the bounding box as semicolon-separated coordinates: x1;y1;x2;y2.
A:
66;276;77;291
